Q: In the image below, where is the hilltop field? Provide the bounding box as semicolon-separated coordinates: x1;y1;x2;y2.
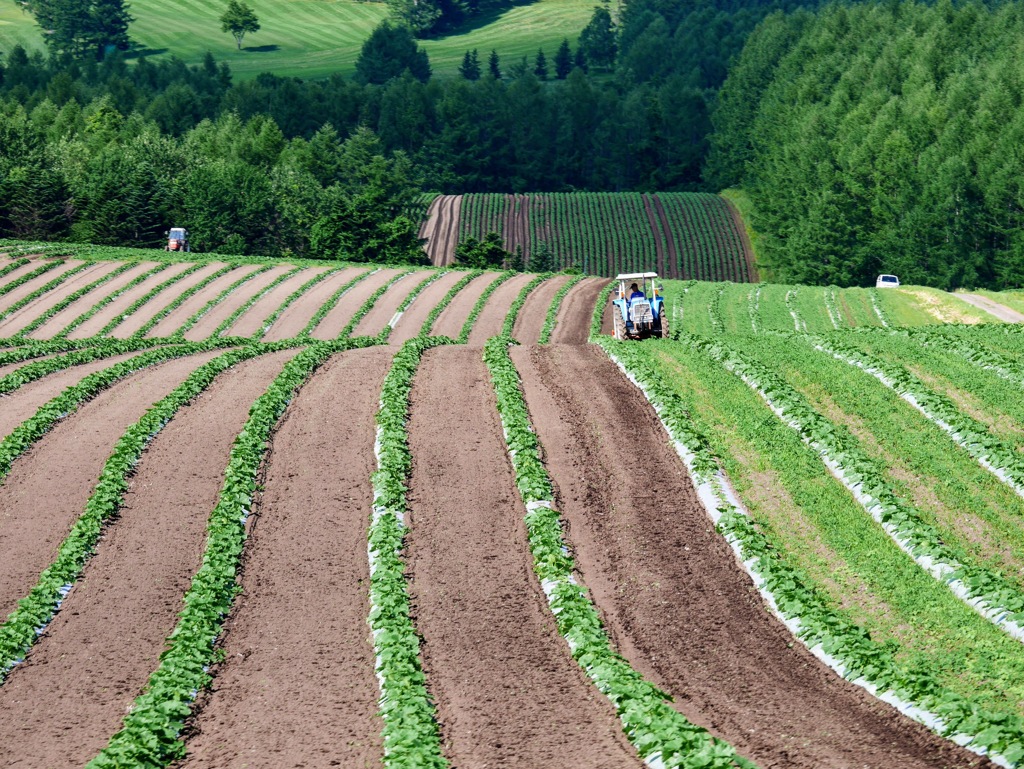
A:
0;0;592;78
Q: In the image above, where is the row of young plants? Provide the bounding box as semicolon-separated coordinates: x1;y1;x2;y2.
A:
298;268;376;337
679;330;1024;642
129;264;239;339
484;335;754;769
170;265;274;339
418;270;481;336
369;335;453;769
501;274;552;338
210;267;306;338
54;264;173;338
596;335;1024;766
0;342;280;683
338;271;413;340
255;266;347;339
98;263;208;337
0;258;30;281
0;262;90;323
457;271;514;343
538;275;585;344
378;270;448;342
14;262;137;338
86;339;361;768
813;335;1024;500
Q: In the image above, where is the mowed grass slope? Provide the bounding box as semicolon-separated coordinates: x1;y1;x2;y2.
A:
0;0;591;79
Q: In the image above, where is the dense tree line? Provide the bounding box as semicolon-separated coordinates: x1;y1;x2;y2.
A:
708;0;1024;290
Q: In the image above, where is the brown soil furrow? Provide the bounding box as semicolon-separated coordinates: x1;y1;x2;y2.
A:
421;195;443;265
406;347;642;769
0;351;225;619
179;348;391;768
308;268;402;340
467;273;536;345
0;260;87;316
0;352;147;441
183;265;294;342
0;262;117;336
27;262;159;340
261;267;367;342
511;344;987;769
442;195;462;266
428;271;501;338
652;195;679;280
221;267;331;338
353;272;432;337
0;261;44;291
111;262;227;340
432;196;450;267
145;264;262;338
550;277;610;344
389;270;464;345
0;350;295;769
642;194;666;278
512;275;569;344
68;262;198;339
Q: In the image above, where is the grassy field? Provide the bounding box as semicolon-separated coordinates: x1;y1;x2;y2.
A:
0;0;592;80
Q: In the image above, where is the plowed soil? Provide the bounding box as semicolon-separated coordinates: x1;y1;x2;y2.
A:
512;275;568;343
550;277;609;344
114;262;232;338
0;261;117;336
428;271;500;338
184;266;295;342
0;260;87;315
68;261;198;339
0;351;223;619
145;264;263;338
510;344;990;769
0;260;45;292
179;347;392;769
27;261;159;339
308;268;402;340
221;267;331;338
262;267;366;342
405;347;643;769
466;272;536;344
389;270;464;345
0;350;295;769
353;272;432;337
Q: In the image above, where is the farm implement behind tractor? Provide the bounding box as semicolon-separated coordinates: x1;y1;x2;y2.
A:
611;272;665;340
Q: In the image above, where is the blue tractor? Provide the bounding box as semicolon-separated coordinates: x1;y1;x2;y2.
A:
611;272;666;340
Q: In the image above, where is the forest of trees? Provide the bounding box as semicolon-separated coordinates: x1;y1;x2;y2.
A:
708;0;1024;289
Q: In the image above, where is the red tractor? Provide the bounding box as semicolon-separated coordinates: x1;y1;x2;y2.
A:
165;227;190;252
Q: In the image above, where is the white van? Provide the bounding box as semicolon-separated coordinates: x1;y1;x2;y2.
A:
876;274;900;288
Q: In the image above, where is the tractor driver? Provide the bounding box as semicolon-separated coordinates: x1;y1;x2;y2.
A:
629;282;646;304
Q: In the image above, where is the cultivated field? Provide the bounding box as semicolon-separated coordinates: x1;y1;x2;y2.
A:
422;192;755;281
0;0;592;79
0;241;1023;768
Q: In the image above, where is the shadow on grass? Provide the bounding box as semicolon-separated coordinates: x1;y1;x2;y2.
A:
245;44;281;53
425;0;541;40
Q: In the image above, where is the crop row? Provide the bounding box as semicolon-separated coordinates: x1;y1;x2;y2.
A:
457;271;514;343
100;263;208;337
14;262;137;338
210;266;306;338
538;275;585;344
598;335;1024;766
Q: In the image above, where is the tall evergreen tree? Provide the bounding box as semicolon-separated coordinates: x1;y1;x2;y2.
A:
459;49;481;80
578;6;616;70
488;49;501;79
534;48;548;80
554;38;573;79
354;21;430;85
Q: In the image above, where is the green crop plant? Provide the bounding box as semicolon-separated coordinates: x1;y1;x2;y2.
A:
172;265;274;338
211;266;306;338
15;262;138;338
298;268;375;338
376;270;446;343
500;273;550;338
457;271;514;343
98;263;208;337
338;270;413;339
55;263;172;338
130;264;239;339
538;275;585;344
255;266;347;339
418;270;481;337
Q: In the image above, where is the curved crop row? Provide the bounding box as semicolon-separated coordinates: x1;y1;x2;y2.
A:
298;268;375;338
98;263;207;337
378;270;448;342
55;263;172;338
86;340;356;768
684;332;1024;643
339;270;412;340
0;343;272;682
0;261;67;303
255;266;346;340
172;265;274;338
369;335;452;769
15;262;137;338
484;336;752;769
130;264;238;339
538;275;585;344
211;267;305;338
501;274;551;338
457;271;513;343
418;270;481;337
598;337;1023;767
0;262;90;323
0;258;30;281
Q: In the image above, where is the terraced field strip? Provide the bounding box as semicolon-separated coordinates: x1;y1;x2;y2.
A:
549;277;608;344
220;266;331;338
352;270;432;338
179;347;391;768
389;270;464;345
512;342;988;767
428;271;501;338
22;261;158;339
0;261;93;322
0;261;126;336
251;265;347;340
307;268;403;340
262;266;367;342
0;260;77;310
66;262;199;339
512;274;569;344
406;345;642;768
466;273;537;344
180;265;293;341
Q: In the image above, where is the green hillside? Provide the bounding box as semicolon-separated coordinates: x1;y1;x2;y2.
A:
0;0;591;79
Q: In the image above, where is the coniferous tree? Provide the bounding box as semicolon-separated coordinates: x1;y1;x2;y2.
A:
459;49;481;80
578;6;616;70
534;48;548;80
488;49;501;79
554;38;573;79
354;21;430;85
574;45;587;73
90;0;132;59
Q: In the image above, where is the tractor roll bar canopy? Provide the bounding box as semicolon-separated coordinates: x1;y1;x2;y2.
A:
615;272;658;281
